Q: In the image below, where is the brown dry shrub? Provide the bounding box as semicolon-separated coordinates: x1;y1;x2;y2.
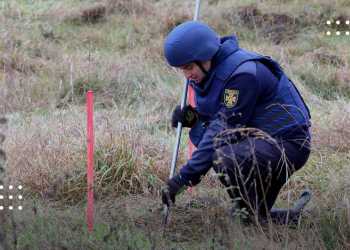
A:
259;12;299;44
157;6;192;35
335;67;350;90
330;14;350;30
236;4;262;29
312;104;350;152
81;4;107;23
0;70;52;113
232;4;302;44
5;115;84;199
4;109;176;203
314;52;345;67
236;4;298;28
106;0;153;16
63;4;107;24
62;1;148;24
0;54;45;75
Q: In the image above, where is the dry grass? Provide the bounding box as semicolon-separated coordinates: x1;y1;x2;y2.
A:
0;116;8;249
1;0;348;112
1;0;350;248
4;107;183;203
311;101;350;152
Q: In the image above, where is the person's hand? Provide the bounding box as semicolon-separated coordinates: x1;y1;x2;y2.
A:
161;175;185;207
171;105;198;128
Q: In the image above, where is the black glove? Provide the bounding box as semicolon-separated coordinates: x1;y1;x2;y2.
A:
171;105;198;128
161;175;185;207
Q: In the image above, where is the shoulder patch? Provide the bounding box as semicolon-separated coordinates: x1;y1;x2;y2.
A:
223;89;239;108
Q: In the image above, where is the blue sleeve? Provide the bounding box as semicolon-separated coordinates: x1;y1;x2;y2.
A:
178;73;261;186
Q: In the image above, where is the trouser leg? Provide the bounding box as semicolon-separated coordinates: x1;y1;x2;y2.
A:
267;140;311;224
213;135;310;222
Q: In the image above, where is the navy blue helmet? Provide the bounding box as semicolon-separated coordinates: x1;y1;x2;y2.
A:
164;21;220;67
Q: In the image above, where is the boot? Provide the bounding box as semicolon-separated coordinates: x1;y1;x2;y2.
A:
269;190;312;225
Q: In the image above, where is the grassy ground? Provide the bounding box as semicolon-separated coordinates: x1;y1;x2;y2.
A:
1;0;350;249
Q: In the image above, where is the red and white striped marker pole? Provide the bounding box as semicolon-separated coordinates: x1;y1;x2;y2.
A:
86;90;94;232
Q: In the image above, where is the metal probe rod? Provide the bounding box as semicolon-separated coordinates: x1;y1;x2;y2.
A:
163;0;202;228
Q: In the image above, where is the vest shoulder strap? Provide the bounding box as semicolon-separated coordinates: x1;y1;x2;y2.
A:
219;49;265;83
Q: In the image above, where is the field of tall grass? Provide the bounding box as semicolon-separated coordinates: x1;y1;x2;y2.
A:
1;0;350;249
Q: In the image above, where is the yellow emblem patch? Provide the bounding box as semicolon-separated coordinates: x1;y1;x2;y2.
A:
224;89;239;108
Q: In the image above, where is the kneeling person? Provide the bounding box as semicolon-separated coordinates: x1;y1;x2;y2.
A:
162;21;311;224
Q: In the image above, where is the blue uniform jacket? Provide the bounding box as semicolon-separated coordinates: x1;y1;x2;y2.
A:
178;36;311;186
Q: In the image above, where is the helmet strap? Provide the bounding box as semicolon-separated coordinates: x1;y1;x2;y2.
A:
194;61;209;76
